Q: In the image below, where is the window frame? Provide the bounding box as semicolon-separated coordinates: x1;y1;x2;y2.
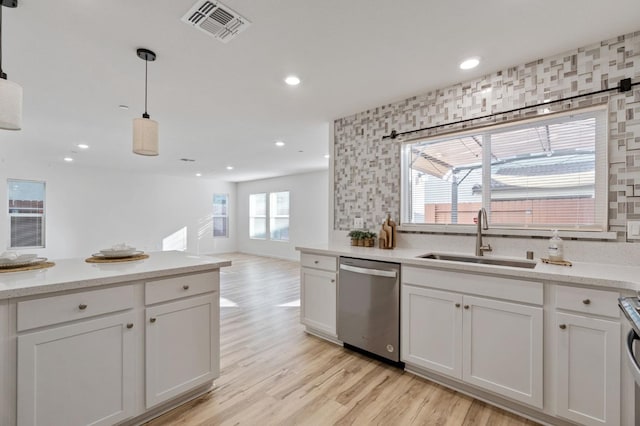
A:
400;106;609;235
269;191;290;242
7;179;46;249
212;193;229;238
249;190;290;242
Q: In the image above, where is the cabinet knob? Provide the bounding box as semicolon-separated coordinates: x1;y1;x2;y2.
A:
559;324;567;330
464;305;470;310
314;260;319;264
455;303;461;308
582;299;591;305
150;317;157;323
126;323;134;329
330;279;335;283
183;285;190;290
78;304;87;310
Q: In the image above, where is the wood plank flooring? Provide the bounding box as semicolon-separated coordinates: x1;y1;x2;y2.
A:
147;253;539;426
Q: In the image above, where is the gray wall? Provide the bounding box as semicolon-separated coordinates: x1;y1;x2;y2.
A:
333;30;640;240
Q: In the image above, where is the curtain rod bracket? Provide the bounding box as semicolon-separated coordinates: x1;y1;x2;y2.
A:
619;78;632;92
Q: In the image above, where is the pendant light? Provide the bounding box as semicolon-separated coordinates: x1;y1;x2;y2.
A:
133;48;158;156
0;0;22;131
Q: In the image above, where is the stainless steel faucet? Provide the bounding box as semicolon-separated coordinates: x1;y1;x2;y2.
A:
475;208;492;256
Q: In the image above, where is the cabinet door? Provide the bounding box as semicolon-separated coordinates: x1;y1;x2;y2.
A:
401;285;462;379
462;296;543;408
17;313;136;426
556;312;620;426
300;268;336;336
146;293;219;408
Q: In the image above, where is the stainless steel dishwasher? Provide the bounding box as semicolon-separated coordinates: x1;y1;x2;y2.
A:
338;257;401;363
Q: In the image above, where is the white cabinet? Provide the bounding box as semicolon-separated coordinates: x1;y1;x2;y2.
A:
146;293;219;408
401;266;543;410
555;312;620;426
17;312;136;426
401;286;462;379
300;253;337;339
462;296;543;409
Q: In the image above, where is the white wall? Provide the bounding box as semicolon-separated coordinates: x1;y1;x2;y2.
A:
0;158;237;259
237;171;328;260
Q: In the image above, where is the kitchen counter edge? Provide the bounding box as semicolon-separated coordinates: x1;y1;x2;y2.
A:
296;245;640;292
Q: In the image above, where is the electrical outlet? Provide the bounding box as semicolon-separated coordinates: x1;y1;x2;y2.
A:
353;217;364;229
628;221;640;240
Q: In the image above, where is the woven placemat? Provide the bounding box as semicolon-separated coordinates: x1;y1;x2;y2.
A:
85;253;149;263
0;261;55;273
541;258;572;267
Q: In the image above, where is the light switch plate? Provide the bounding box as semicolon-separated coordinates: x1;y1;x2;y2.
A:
627;221;640;240
353;217;364;229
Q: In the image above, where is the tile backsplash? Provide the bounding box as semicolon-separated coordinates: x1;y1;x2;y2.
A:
334;31;640;241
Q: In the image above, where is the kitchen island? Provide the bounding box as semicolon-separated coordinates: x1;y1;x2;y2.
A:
0;250;231;426
298;244;638;426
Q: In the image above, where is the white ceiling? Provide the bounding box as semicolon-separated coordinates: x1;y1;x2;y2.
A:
0;0;638;182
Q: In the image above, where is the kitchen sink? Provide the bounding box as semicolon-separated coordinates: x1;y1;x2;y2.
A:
417;253;537;269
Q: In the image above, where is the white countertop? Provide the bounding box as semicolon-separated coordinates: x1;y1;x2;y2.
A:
0;251;232;300
297;244;640;292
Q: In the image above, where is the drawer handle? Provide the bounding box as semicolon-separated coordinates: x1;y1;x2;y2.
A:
183;285;190;290
559;324;567;330
582;299;591;305
314;260;319;264
455;303;461;308
126;323;134;329
464;305;470;310
150;317;157;323
78;304;87;310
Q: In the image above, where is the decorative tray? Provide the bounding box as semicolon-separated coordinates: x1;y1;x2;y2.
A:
0;257;48;269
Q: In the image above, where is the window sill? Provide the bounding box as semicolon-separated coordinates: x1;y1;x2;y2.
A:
397;224;617;241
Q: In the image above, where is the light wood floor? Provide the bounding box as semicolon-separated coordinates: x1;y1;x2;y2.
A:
147;253;539;426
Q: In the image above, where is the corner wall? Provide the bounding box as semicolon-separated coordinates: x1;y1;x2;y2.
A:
0;159;237;259
237;171;329;260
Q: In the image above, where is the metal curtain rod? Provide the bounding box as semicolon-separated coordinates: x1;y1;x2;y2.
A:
382;77;639;140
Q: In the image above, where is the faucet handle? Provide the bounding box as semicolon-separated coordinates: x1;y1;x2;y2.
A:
482;244;492;253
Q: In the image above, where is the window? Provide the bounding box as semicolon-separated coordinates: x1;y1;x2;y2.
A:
249;193;267;239
270;191;290;241
402;108;607;231
8;179;46;248
213;194;229;238
249;191;290;241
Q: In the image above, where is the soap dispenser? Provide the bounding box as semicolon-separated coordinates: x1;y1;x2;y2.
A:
548;230;564;261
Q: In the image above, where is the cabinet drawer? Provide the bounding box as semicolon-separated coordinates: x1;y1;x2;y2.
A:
300;253;337;272
556;285;619;318
17;285;134;332
145;271;219;305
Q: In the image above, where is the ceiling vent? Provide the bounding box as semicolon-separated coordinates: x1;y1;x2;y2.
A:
181;0;251;43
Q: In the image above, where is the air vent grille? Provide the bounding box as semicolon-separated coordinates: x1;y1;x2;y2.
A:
182;0;251;43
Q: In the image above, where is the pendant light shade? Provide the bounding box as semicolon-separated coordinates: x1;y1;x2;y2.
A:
133;48;158;156
0;77;21;130
133;115;158;156
0;0;22;131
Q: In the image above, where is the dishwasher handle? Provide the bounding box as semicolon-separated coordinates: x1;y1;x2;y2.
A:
340;264;397;278
625;329;640;385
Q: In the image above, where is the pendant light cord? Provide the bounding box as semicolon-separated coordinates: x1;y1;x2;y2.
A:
144;58;148;116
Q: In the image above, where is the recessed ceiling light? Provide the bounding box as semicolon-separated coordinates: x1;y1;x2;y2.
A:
195;173;202;177
118;105;129;110
226;166;234;170
63;157;73;162
324;154;330;159
77;143;89;149
459;57;480;70
284;75;301;86
275;141;285;147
